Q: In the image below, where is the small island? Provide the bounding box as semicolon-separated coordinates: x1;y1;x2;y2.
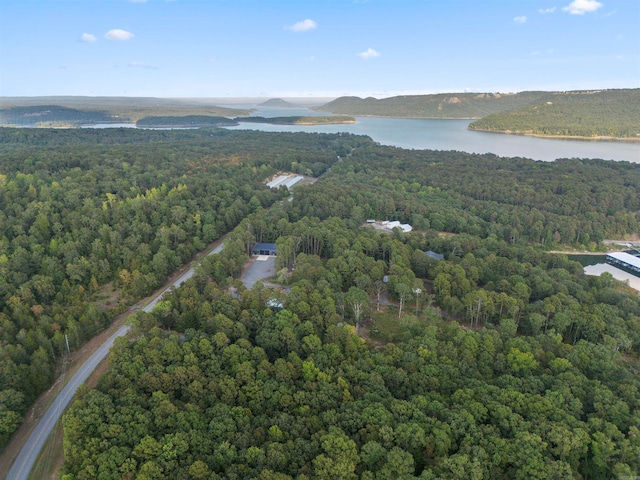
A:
234;115;356;125
135;114;357;128
136;115;239;127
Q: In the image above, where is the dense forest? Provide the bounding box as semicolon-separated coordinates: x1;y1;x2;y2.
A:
0;127;360;447
0;126;638;478
62;210;640;479
468;89;640;139
290;146;640;246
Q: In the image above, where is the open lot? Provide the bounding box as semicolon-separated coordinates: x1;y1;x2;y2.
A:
242;255;276;289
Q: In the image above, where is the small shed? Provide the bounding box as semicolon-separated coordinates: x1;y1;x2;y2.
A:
252;243;277;256
266;299;284;310
425;250;444;261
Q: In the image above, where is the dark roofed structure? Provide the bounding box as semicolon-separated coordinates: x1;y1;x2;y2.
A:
252;243;277;256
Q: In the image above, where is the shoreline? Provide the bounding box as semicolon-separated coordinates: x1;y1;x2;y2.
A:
267;120;356;126
312;112;481;120
467;127;640;143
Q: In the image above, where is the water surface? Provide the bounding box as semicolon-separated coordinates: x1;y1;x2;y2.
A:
87;105;640;163
225;106;639;163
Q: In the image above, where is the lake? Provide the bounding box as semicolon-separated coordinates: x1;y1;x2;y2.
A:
223;105;640;163
89;104;640;163
566;254;607;267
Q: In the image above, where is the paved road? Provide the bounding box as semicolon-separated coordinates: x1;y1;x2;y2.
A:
6;242;226;480
6;325;128;480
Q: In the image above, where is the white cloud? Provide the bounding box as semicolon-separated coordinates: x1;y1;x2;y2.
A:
531;48;555;56
128;61;156;69
539;7;557;13
81;33;96;43
105;29;135;40
514;16;527;23
287;19;317;32
359;48;380;59
562;0;603;15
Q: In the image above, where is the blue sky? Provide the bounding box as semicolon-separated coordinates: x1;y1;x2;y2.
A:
1;0;638;98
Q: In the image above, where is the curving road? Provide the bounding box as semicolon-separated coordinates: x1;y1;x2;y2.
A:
6;242;225;480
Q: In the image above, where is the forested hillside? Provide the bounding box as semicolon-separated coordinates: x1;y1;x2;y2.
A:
314;92;547;118
0;127;638;479
316;89;640;139
0;127;360;447
468;89;640;139
62;206;640;479
0;97;251;125
0;106;114;127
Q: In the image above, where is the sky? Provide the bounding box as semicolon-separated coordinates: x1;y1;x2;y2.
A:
0;0;638;98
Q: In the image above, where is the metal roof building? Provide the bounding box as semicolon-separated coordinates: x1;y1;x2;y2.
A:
267;175;304;189
252;243;277;256
425;250;444;261
606;251;640;276
383;220;413;233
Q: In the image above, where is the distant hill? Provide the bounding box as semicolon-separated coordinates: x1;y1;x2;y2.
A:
0;105;114;126
0;96;252;124
468;89;640;140
314;91;548;118
259;98;298;107
315;89;640;140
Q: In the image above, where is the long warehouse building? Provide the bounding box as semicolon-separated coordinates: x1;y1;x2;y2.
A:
606;251;640;277
267;175;304;189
